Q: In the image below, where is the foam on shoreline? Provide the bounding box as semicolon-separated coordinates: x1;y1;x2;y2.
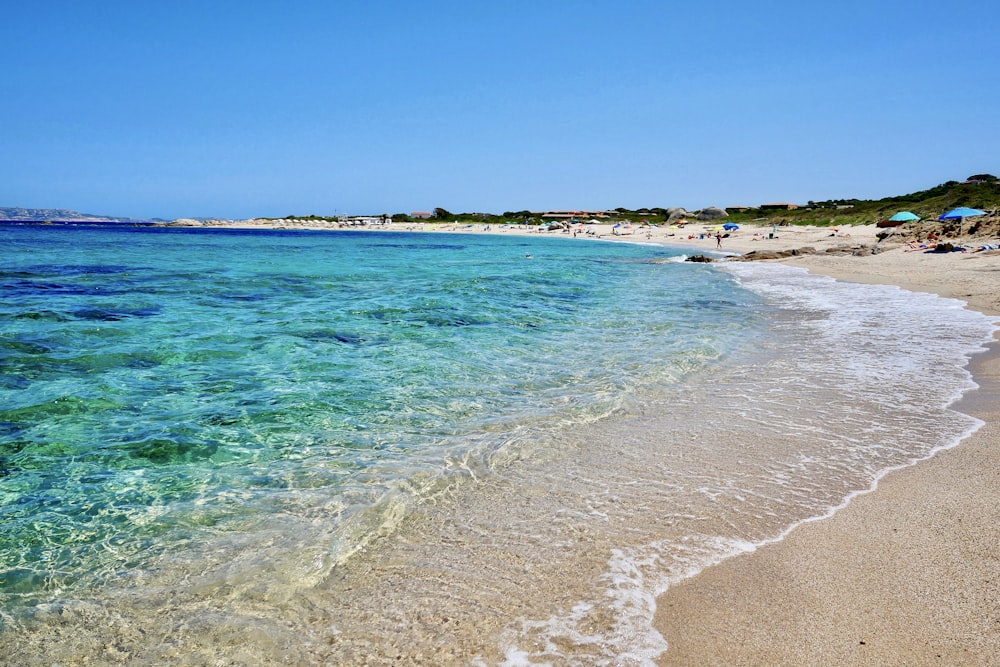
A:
490;261;997;665
653;237;1000;665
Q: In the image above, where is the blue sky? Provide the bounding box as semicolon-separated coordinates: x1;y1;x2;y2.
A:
3;1;997;220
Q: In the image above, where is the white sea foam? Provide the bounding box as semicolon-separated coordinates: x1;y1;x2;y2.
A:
495;261;998;665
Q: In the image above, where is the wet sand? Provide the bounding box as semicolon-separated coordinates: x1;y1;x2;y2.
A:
655;346;1000;666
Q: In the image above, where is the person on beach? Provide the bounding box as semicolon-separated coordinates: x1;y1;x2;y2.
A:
716;232;722;249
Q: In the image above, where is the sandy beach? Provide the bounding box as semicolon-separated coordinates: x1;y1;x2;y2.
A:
620;223;999;665
606;221;1000;665
574;220;1000;664
395;220;1000;665
196;217;1000;663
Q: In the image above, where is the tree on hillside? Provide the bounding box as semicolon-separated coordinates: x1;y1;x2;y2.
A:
431;208;452;220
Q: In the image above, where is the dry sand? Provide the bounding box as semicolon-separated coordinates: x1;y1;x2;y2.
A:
200;218;1000;664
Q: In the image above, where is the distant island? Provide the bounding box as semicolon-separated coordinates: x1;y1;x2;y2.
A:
0;207;142;223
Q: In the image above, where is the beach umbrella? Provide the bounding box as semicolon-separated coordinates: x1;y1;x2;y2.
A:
938;207;985;220
939;207;986;235
888;211;919;222
722;223;740;231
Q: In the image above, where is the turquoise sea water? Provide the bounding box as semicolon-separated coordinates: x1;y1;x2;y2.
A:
1;224;996;665
0;225;752;604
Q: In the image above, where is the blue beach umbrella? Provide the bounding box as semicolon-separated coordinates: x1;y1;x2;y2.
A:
938;207;985;220
888;211;920;222
939;207;986;235
722;223;740;231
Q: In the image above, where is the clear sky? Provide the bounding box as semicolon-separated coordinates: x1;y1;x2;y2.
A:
3;1;997;220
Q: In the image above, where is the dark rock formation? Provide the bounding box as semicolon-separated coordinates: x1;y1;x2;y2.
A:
732;247;816;261
694;207;728;221
665;208;690;223
733;244;881;261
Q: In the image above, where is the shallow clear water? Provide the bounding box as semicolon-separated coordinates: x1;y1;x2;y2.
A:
1;224;995;665
0;226;750;601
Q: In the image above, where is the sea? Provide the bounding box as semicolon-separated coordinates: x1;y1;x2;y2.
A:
1;223;996;665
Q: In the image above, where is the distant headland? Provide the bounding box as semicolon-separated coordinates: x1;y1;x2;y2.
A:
0;207;144;223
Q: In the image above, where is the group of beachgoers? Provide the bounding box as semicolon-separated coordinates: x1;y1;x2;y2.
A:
903;230;1000;253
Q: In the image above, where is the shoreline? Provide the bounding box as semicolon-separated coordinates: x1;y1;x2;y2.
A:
378;219;1000;663
649;228;1000;664
654;338;1000;665
219;217;1000;662
196;219;1000;663
5;220;998;662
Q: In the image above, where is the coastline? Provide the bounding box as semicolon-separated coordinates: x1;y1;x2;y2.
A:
651;228;1000;664
654;340;1000;666
201;218;1000;664
358;219;1000;664
4;219;998;663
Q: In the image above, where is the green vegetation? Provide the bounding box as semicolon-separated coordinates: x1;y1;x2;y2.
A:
725;177;1000;227
289;176;1000;229
392;210;512;224
401;177;999;228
